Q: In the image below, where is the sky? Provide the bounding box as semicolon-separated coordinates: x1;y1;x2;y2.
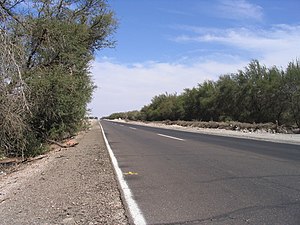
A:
89;0;300;117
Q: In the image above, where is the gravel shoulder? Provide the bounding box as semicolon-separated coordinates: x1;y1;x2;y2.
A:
112;119;300;145
0;120;128;225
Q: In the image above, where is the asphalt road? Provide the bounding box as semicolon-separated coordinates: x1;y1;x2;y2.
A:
101;120;300;225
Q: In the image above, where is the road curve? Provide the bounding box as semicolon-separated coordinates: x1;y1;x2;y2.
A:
101;120;300;225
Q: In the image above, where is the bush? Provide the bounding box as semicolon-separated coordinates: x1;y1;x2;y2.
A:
0;0;116;157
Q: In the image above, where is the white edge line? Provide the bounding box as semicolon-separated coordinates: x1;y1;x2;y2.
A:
129;127;137;130
157;133;185;141
99;122;147;225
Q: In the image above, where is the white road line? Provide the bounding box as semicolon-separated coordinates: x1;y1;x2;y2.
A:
99;122;147;225
120;124;124;127
157;133;185;141
129;127;137;130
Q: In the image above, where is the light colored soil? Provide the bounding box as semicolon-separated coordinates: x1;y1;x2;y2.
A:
0;120;128;225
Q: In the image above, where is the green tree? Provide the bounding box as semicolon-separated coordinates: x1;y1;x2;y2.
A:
197;81;217;121
140;93;182;121
0;0;117;156
230;60;269;123
258;66;286;124
215;74;238;121
181;87;201;120
284;60;300;127
181;81;217;121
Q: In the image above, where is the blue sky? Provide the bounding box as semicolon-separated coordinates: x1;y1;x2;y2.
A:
89;0;300;117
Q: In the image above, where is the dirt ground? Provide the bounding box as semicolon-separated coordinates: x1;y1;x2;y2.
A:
0;120;128;225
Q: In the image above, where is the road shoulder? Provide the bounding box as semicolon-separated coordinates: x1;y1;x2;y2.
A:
0;120;128;225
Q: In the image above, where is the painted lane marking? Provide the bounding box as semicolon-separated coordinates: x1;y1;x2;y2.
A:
157;133;185;141
124;171;139;176
129;127;137;130
120;124;124;127
99;122;147;225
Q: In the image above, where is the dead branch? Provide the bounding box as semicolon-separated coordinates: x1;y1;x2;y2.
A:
0;20;30;160
46;139;79;148
46;139;68;148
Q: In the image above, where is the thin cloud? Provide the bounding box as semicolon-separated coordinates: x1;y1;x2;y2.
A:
91;23;300;116
159;8;192;17
217;0;264;21
172;24;300;66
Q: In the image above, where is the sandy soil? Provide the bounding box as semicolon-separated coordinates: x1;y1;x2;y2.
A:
0;120;128;225
113;119;300;145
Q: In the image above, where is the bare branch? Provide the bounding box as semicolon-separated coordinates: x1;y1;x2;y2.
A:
0;23;30;159
0;1;26;28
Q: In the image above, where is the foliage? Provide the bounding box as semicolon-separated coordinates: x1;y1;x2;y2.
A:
140;93;183;121
107;59;300;130
284;60;300;127
105;110;142;121
0;18;29;158
0;0;116;157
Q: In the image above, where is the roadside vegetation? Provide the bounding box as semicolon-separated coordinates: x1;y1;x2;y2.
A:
106;60;300;133
0;0;116;158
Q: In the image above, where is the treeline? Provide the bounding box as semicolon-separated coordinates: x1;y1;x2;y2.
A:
0;0;116;158
106;60;300;128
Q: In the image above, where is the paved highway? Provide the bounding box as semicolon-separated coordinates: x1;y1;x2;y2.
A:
101;120;300;225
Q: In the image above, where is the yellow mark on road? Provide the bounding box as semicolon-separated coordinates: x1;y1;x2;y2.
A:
124;171;139;175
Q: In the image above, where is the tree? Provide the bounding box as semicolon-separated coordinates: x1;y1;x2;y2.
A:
0;0;117;157
140;93;183;121
0;18;29;158
258;66;286;124
226;60;271;123
215;74;238;121
284;60;300;127
197;81;218;121
181;87;201;121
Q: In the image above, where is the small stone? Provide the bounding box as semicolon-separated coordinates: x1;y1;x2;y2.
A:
62;217;76;225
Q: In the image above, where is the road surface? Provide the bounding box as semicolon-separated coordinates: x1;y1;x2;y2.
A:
101;120;300;225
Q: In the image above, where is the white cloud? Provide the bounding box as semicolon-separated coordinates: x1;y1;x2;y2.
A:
173;24;300;66
89;24;300;117
90;23;300;117
88;59;246;117
217;0;263;21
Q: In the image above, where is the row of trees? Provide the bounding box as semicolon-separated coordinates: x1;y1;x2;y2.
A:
107;60;300;128
0;0;116;158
